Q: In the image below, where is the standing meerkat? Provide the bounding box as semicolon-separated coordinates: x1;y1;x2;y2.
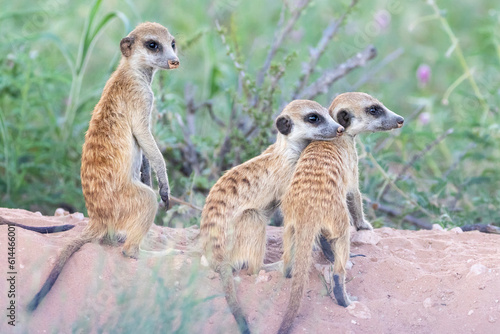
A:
27;22;179;312
200;100;344;334
278;92;404;334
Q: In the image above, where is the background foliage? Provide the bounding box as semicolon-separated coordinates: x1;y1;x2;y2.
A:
1;0;499;230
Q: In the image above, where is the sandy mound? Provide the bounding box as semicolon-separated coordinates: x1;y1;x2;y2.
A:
0;207;499;333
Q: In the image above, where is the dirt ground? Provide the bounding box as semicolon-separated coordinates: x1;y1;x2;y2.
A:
0;207;499;334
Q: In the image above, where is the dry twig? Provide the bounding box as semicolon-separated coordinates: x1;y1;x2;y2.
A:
378;128;454;199
364;197;432;230
352;47;404;90
293;0;358;98
297;45;377;100
255;0;312;90
168;196;202;212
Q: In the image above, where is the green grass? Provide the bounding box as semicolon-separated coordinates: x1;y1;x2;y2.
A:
0;0;498;230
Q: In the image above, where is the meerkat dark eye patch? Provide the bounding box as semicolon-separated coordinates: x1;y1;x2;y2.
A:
145;40;162;52
304;113;323;125
276;115;293;135
171;39;176;50
366;104;384;117
337;110;351;128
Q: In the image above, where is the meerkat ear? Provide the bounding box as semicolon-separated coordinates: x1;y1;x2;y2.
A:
337;110;351;128
276;115;293;135
120;37;135;57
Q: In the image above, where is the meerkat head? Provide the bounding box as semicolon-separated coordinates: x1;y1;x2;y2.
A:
329;92;404;136
119;22;179;70
275;100;344;148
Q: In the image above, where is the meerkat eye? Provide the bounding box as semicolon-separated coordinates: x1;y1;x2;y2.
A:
367;105;383;117
171;40;176;50
306;114;320;123
147;41;158;50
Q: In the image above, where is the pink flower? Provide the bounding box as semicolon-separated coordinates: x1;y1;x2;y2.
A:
418;112;431;125
374;10;391;30
417;64;431;86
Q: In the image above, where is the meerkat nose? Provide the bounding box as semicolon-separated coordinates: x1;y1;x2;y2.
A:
337;126;345;135
397;117;404;128
168;59;180;68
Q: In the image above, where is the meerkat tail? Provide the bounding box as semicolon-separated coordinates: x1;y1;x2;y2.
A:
26;233;94;312
0;217;75;234
261;260;283;273
220;263;251;334
278;226;317;334
139;248;183;257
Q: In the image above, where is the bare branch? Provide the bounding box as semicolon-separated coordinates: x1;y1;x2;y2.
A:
185;85;197;135
201;101;226;128
293;0;358;98
398;128;454;179
378;128;454;199
366;197;500;233
352;47;404;90
255;0;312;89
169;196;202;211
184;83;226;128
377;127;454;203
363;149;436;219
297;45;377;100
443;143;476;178
461;224;500;234
364;197;432;230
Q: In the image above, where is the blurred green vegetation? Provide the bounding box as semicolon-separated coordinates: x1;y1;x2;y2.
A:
0;0;499;230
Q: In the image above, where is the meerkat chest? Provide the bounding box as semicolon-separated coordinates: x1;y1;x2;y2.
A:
343;148;359;191
143;89;154;117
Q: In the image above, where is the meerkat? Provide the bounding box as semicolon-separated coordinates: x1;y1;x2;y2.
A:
278;92;404;334
26;22;179;312
200;100;344;334
0;216;75;233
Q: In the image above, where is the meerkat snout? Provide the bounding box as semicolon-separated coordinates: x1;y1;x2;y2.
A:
337;126;345;135
396;116;404;128
168;59;180;69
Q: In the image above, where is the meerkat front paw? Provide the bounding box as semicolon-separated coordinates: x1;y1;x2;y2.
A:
159;184;170;210
122;245;140;259
356;219;373;231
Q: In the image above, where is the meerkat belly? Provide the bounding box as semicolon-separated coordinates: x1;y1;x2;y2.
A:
131;138;142;181
81;112;133;200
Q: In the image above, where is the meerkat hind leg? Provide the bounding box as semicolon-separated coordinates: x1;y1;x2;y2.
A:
121;185;158;259
229;209;267;274
319;234;335;262
282;223;296;278
347;191;373;231
330;233;352;307
320;234;365;261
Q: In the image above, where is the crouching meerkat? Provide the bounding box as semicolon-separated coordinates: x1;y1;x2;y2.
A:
27;22;179;312
199;100;345;334
278;92;404;334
